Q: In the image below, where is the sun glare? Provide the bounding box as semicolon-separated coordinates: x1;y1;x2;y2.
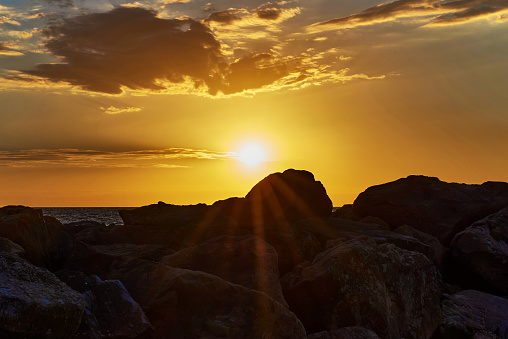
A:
237;144;266;166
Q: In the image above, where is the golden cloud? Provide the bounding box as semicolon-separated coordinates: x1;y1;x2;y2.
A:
100;106;143;114
0;148;237;168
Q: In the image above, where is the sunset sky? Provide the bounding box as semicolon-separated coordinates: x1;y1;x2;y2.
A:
1;0;507;207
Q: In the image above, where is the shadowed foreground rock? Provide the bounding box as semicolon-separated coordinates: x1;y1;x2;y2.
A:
440;289;508;338
0;205;73;269
64;242;306;338
353;175;508;244
308;327;381;339
159;235;288;306
282;238;442;338
0;252;84;337
450;206;508;294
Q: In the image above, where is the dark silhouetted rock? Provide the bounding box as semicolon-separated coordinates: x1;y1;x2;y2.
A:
0;205;73;269
0;252;84;337
352;176;508;244
282;238;442;338
294;217;439;267
308;327;380;339
63;242;306;338
119;203;208;227
92;243;173;261
159;235;287;306
63;220;111;245
0;236;24;256
55;269;102;293
450;206;508;294
440;289;508;338
331;204;360;221
394;224;446;269
211;169;333;226
83;279;152;338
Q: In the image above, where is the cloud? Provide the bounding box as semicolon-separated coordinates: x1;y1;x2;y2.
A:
7;6;381;96
205;9;245;24
0;148;237;168
0;42;24;56
101;106;143;114
312;0;508;30
0;15;21;25
18;7;225;95
256;2;283;20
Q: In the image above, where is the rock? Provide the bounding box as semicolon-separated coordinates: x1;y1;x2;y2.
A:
0;236;25;257
0;252;84;337
211;169;333;226
0;205;73;269
394;224;446;269
331;204;360;221
159;235;287;306
308;327;381;339
352;176;508;244
55;269;102;293
92;243;173;261
295;217;439;268
281;238;442;338
84;279;152;338
63;242;307;338
450;206;508;294
119;203;209;227
440;289;508;338
63;220;111;245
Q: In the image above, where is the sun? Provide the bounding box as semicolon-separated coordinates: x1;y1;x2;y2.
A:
237;144;266;166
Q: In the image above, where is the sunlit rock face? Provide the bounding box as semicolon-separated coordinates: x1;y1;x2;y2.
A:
352;175;508;244
212;169;333;227
281;238;442;338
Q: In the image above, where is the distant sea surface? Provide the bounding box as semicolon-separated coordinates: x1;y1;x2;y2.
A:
39;207;135;225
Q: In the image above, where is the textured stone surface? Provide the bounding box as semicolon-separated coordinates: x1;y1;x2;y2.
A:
0;253;84;337
64;242;306;338
0;205;73;269
394;224;446;269
160;235;287;306
440;289;508;338
282;239;442;338
0;236;24;257
352;176;508;244
451;206;508;294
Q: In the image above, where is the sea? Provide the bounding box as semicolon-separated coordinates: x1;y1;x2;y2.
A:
39;207;135;225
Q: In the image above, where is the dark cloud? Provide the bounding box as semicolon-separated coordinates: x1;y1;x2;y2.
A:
205;9;243;24
44;0;74;8
19;7;225;94
15;7;313;95
0;43;6;51
314;0;508;28
256;3;282;20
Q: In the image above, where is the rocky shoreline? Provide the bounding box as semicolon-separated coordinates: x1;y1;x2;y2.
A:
1;169;507;338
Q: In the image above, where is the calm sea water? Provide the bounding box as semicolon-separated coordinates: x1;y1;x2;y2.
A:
39;207;135;225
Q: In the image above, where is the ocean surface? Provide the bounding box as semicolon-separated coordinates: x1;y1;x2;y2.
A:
39;207;135;225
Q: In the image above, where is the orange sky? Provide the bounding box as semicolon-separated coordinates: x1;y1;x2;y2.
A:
1;0;508;207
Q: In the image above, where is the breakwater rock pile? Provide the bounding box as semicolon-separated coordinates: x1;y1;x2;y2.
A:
1;169;507;338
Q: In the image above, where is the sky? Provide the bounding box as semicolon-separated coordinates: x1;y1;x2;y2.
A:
1;0;507;207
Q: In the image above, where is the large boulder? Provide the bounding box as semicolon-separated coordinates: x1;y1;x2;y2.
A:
352;176;508;244
159;235;287;306
394;224;446;269
0;205;73;269
440;289;508;338
0;236;25;257
63;242;306;338
211;169;333;226
0;252;84;337
282;239;442;338
450;206;508;294
82;279;152;338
